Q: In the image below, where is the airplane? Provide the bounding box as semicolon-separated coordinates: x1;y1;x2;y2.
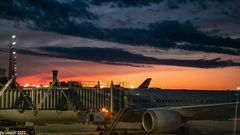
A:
137;78;152;89
121;78;240;133
0;76;239;134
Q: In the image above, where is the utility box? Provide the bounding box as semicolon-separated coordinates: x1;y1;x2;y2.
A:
88;112;105;124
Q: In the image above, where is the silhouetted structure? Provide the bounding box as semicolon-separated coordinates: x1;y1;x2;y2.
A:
0;68;7;85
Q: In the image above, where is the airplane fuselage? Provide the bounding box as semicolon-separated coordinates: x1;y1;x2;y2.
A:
128;89;237;109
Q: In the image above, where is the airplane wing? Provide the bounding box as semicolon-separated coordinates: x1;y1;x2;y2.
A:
122;102;238;122
140;102;239;133
149;102;238;120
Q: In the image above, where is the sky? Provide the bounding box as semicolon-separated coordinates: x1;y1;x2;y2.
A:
0;0;240;90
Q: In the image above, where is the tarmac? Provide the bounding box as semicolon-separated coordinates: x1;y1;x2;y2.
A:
32;120;240;135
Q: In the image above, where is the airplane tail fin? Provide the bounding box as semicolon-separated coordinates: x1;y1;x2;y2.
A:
138;78;152;89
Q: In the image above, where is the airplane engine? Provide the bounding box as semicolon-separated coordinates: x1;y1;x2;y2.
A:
142;109;182;133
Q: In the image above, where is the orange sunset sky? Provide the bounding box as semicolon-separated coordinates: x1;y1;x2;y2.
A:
11;54;240;90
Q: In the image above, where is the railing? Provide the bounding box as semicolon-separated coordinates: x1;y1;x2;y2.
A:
103;96;128;135
0;77;13;97
79;81;128;88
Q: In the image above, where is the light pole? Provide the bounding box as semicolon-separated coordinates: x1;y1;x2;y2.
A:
8;34;17;88
233;93;239;135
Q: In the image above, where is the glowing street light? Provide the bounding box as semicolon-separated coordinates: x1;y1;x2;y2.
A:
24;84;29;87
101;108;106;112
130;85;135;89
11;35;16;39
8;34;17;81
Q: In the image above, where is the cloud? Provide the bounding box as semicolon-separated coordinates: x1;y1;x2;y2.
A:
0;0;96;25
177;44;240;56
166;0;181;9
16;46;240;68
44;20;240;56
90;0;163;7
1;1;240;56
148;21;240;50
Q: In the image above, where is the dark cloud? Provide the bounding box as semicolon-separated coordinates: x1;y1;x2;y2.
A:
100;61;152;68
0;0;96;26
165;0;239;10
90;0;239;10
148;21;240;50
177;44;240;55
16;47;240;68
1;0;240;56
166;0;180;9
90;0;163;7
40;20;240;55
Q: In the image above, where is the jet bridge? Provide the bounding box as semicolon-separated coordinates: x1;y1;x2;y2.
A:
0;79;128;134
0;69;128;135
0;85;127;112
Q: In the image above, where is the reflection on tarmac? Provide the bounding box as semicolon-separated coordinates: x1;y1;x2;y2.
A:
35;120;240;135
